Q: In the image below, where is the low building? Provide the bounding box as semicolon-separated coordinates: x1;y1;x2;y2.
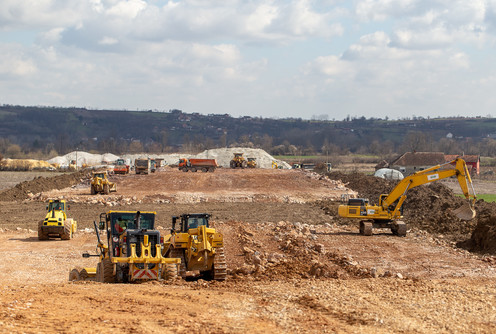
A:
389;152;446;175
445;154;480;175
389;152;480;176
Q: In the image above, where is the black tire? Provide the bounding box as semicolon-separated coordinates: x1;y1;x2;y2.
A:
201;168;207;173
38;220;48;241
230;161;236;169
90;185;96;195
162;263;178;280
104;184;110;195
61;221;72;240
79;268;90;281
182;168;188;172
241;161;247;169
191;167;197;172
208;167;215;172
69;269;80;281
97;258;115;283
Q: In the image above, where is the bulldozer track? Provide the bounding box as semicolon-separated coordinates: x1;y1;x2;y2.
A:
213;247;227;281
169;248;186;278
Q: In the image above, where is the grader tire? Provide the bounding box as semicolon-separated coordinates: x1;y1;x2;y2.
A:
79;269;90;281
213;247;227;281
37;220;48;241
97;258;115;283
69;269;80;282
162;263;178;281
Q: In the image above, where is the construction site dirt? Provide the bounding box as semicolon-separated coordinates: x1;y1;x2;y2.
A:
0;168;496;333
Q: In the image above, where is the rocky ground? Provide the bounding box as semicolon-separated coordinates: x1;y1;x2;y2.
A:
0;167;495;333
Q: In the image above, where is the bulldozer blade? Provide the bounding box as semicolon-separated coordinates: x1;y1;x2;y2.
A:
453;202;476;221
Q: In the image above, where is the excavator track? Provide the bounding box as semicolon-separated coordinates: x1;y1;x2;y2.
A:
213;247;227;281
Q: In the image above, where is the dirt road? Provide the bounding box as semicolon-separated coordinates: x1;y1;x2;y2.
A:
0;168;495;333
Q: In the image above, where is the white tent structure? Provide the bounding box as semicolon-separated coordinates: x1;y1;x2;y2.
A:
374;168;404;180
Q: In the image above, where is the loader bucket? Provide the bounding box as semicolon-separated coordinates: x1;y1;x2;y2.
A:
453;202;476;221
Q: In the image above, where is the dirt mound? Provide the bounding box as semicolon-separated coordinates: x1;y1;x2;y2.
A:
226;221;373;281
0;170;90;201
458;200;496;254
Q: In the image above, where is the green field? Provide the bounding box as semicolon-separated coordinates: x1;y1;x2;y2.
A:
457;194;496;202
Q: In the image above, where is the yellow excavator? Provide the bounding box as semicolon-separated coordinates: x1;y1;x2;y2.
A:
338;158;477;236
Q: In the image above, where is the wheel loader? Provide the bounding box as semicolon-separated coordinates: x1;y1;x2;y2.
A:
230;153;247;169
338;158;477;237
163;213;227;281
69;211;180;283
90;171;117;195
38;199;77;240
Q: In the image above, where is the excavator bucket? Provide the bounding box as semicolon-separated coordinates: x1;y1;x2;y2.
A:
453;202;476;221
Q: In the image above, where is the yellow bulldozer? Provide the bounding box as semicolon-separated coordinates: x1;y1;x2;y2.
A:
163;213;227;281
38;199;77;240
90;171;117;195
69;211;180;283
247;157;257;168
230;153;247;169
338;158;477;237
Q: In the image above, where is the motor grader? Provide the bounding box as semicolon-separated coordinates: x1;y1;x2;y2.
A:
163;213;227;281
69;211;180;283
90;171;117;195
338;158;477;237
38;199;77;240
230;153;247;169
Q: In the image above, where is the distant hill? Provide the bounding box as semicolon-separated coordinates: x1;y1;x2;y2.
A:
0;105;494;156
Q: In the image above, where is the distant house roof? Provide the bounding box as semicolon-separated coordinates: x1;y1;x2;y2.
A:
390;152;446;166
444;154;480;163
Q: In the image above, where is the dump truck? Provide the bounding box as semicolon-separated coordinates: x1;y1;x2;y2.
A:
135;158;150;175
38;199;77;240
247;157;257;168
69;211;180;283
113;159;130;174
338;158;477;237
163;213;226;281
90;171;117;194
178;158;218;172
230;153;247;168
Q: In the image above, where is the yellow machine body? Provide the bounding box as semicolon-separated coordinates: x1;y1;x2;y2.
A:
338;158;477;236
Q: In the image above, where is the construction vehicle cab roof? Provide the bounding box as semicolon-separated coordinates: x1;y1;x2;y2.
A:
101;211;157;235
175;213;210;232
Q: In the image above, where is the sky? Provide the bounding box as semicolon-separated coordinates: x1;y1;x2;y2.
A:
1;0;496;120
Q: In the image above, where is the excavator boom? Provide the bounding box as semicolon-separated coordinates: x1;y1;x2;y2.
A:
338;158;477;236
